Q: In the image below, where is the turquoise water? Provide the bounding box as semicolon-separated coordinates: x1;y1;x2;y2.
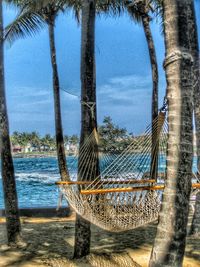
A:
0;157;68;208
0;156;198;208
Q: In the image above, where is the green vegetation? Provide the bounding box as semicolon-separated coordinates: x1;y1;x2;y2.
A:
98;116;133;152
10;117;136;154
10;131;79;153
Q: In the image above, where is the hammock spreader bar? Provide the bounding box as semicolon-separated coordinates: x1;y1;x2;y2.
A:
55;179;156;185
80;183;200;195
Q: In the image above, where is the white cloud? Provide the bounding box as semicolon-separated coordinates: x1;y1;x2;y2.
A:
96;74;156;134
9;86;51;98
109;75;151;88
98;74;152;106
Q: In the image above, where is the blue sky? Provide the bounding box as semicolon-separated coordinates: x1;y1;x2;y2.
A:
3;2;200;136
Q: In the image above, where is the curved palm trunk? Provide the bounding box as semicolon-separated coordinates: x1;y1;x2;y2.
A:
73;0;98;259
0;2;21;245
149;0;194;266
48;18;69;181
141;15;159;181
187;0;200;236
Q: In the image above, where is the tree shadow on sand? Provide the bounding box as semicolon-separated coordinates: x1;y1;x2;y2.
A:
0;210;199;267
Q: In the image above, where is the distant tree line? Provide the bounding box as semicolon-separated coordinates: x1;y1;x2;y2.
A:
10;131;79;152
10;117;167;154
10;117;136;153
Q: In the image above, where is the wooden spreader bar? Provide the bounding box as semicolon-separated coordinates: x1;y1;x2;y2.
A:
55;179;156;186
80;185;165;195
80;183;200;195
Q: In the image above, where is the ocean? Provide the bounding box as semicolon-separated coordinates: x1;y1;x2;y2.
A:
0;157;69;209
0;156;198;209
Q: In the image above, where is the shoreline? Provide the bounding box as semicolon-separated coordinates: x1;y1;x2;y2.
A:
0;207;71;218
12;153;77;159
11;151;199;159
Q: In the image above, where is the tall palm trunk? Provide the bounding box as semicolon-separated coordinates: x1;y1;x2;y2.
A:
141;14;159;181
149;0;194;266
187;0;200;236
74;0;98;259
0;1;21;245
128;1;159;180
48;16;69;181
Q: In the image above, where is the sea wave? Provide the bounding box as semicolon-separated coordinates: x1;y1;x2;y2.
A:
0;172;60;184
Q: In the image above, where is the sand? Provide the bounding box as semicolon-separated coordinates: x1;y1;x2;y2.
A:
0;212;199;267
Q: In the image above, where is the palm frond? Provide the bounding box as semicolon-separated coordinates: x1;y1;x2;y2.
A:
125;1;144;23
96;0;125;16
151;0;164;34
5;11;46;44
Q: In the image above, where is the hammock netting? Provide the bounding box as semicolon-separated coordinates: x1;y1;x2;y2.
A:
57;111;199;232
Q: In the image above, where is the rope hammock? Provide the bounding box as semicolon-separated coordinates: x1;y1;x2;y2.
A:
56;108;200;232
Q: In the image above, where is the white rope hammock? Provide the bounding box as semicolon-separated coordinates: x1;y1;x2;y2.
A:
56;111;169;231
56;109;200;232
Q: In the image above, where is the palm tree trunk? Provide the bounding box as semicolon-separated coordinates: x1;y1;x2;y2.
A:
0;1;21;245
149;0;194;266
141;15;159;181
48;17;69;181
73;0;98;259
187;0;200;236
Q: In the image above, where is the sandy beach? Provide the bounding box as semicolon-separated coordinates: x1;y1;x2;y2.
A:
0;210;199;267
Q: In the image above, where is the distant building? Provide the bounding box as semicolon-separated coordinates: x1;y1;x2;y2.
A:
12;143;38;153
40;145;50;152
12;145;22;153
24;143;37;153
65;143;79;154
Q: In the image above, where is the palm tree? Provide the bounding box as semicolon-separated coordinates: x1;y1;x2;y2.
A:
126;0;159;180
73;0;125;258
45;4;70;180
149;0;194;266
0;1;21;245
73;0;99;258
5;1;71;181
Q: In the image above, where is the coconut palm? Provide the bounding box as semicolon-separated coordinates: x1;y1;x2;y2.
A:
73;0;126;258
0;1;21;245
43;4;70;180
73;0;98;258
126;0;159;180
149;0;194;266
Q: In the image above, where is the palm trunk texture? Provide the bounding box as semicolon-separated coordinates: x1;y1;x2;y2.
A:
73;0;98;259
0;1;21;245
149;0;194;266
141;15;159;181
48;17;69;181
